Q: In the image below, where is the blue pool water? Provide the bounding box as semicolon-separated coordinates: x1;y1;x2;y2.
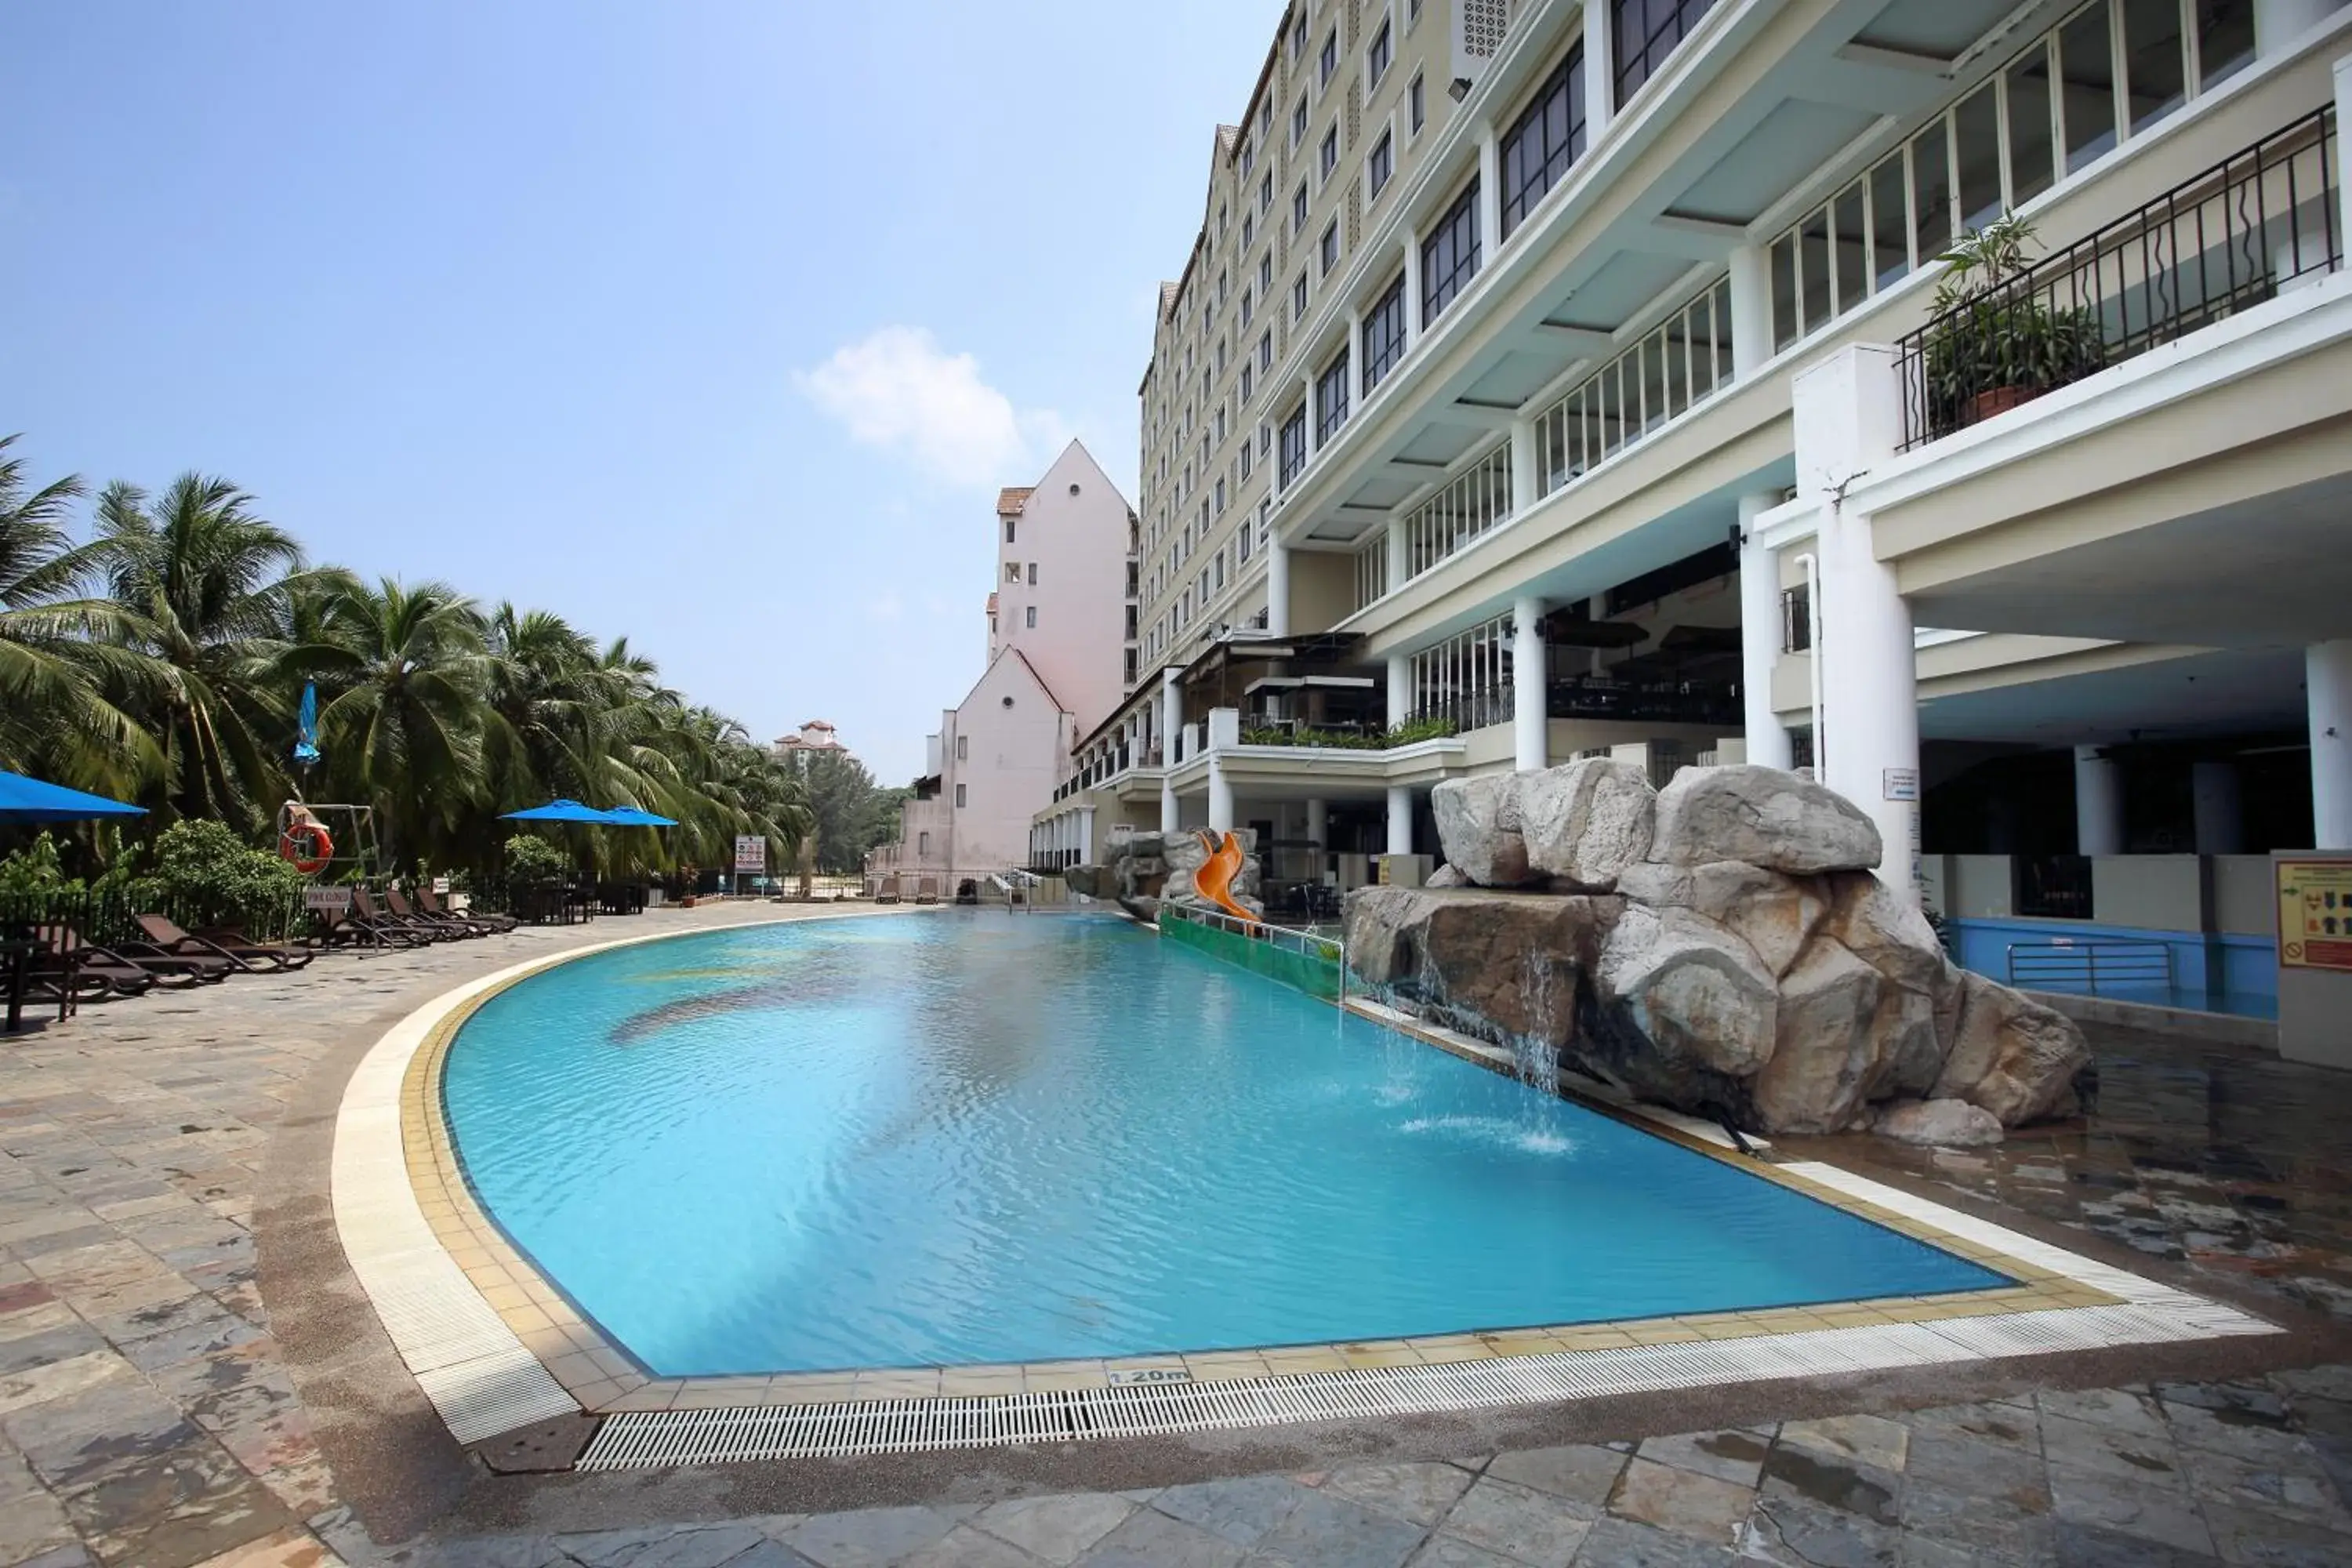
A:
443;913;2007;1377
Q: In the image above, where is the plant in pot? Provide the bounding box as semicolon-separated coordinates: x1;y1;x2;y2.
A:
1921;213;2107;436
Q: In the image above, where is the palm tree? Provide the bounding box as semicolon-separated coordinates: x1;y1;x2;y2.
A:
297;576;492;871
89;474;348;825
0;436;158;789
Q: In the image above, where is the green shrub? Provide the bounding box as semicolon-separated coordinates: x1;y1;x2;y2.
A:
0;833;71;895
146;819;307;909
503;833;570;884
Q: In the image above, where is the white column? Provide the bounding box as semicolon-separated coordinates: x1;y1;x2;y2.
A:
2074;746;2125;857
1159;670;1181;833
1209;760;1235;832
1386;513;1410;590
1584;2;1614;143
1400;231;1423;348
1386;785;1414;855
1512;594;1547;771
1387;652;1412;728
2337;55;2352;267
1305;797;1328;850
2256;0;2336;55
2191;761;2244;855
1347;309;1366;401
1508;414;1537;514
1737;492;1794;770
1796;345;1920;898
1475;128;1501;251
2312;639;2352;849
1728;244;1773;379
1266;540;1291;636
1302;374;1321;455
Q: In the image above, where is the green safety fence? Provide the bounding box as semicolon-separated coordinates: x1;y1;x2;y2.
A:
1160;907;1345;1000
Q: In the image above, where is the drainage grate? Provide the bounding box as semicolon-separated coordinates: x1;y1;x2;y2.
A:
576;1290;2277;1470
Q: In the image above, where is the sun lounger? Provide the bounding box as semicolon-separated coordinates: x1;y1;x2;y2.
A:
343;889;437;948
875;874;901;905
134;914;314;974
913;876;941;905
34;927;201;993
384;887;482;938
419;885;514;933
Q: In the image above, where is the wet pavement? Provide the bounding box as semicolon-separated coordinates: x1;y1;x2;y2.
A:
0;913;2347;1566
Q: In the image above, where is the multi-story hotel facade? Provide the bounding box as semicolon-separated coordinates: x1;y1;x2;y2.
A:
1035;0;2351;1007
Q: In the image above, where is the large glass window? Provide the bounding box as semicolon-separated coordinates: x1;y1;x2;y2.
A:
1320;220;1339;275
2007;46;2057;209
1831;180;1867;317
1911;119;1953;264
1320;126;1338;182
1869;155;1910;291
1614;0;1719;107
2195;0;2256;89
1369;129;1394;198
2122;0;2186;133
1954;83;2003;232
1500;43;1588;238
1294;180;1308;234
2060;2;2118;172
1421;180;1481;325
1368;18;1392;86
1316;349;1351;445
1279;405;1308;486
1363;274;1407;392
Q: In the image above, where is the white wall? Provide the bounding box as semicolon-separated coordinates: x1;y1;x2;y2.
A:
940;651;1073;876
996;441;1133;739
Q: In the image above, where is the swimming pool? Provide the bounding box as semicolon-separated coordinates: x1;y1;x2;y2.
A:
441;912;2007;1377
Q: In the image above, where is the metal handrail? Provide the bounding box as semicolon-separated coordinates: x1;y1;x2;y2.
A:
1160;901;1350;1003
2005;938;2172;996
1898;107;2339;451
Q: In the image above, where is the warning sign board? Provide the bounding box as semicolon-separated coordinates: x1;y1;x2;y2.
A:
2278;859;2352;972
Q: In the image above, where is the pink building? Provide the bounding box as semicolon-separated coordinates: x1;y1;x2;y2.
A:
868;441;1137;895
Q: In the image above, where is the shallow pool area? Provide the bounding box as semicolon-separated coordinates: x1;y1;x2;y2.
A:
441;911;2009;1378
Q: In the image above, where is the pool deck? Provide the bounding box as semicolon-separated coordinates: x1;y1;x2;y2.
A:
0;903;2347;1565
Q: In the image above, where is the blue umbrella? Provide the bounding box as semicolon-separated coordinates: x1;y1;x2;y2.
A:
292;681;321;767
499;799;627;824
0;771;147;824
601;805;679;827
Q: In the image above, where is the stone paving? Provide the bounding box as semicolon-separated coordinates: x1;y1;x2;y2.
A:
0;907;2347;1567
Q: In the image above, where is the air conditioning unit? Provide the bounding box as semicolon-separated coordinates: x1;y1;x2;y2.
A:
1450;0;1514;98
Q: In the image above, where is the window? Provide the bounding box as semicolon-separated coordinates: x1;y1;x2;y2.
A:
1240;361;1254;402
1319;126;1338;182
1294;180;1309;234
1315;348;1351;445
1003;518;1016;543
1239;439;1253;480
1027;561;1038;586
1500;43;1587;237
1025;605;1037;629
955;784;967;808
956;735;968;760
2197;0;2256;89
1421;180;1480;325
1261;171;1273;212
1240;287;1253;327
1368;18;1392;87
2060;3;2118;171
918;830;931;855
1362;272;1407;392
1259;253;1272;292
1005;561;1021;583
1293;93;1308;147
1614;0;1717;107
1279;404;1308;485
1292;11;1306;54
1319;27;1338;87
1410;73;1425;132
1242;211;1254;250
1368;129;1394;198
1214;550;1226;589
1319;220;1339;275
1293;270;1308;321
1240;139;1254;178
1258;331;1272;371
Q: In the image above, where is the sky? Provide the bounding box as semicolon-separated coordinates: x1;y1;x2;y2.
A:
2;1;1278;783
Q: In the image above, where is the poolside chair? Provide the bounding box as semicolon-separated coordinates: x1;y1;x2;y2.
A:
875;874;900;905
384;887;482;939
417;885;515;934
343;889;437;948
913;876;941;906
33;927;200;993
133;914;314;974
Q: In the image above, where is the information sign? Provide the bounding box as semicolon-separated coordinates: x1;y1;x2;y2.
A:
2277;859;2352;972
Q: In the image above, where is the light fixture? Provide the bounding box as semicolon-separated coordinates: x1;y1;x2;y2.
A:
1447;76;1472;100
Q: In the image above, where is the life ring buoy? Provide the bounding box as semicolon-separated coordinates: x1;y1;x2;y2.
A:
279;822;334;876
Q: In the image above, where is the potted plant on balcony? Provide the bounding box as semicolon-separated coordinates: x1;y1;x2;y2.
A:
1922;213;2107;435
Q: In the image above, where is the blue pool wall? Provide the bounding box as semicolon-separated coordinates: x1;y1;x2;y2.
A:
1946;916;2277;1018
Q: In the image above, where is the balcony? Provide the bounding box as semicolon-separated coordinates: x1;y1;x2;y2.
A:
1408;673;1743;735
1051;741;1162;802
1897;107;2340;452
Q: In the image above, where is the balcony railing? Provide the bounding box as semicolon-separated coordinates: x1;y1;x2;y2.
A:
1548;673;1741;727
1403;442;1515;579
1051;741;1155;800
1410;682;1516;735
1897;107;2339;452
1534;274;1733;496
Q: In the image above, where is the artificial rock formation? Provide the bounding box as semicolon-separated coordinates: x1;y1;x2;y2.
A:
1350;761;2089;1136
1065;828;1262;922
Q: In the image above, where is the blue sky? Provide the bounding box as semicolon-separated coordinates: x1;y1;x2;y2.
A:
2;2;1276;783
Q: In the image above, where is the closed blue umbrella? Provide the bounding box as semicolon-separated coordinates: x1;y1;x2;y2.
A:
499;799;627;824
0;771;147;824
292;681;321;768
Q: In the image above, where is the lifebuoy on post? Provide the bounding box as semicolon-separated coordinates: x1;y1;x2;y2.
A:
279;821;334;876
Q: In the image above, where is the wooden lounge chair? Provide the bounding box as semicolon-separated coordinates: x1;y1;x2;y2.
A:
875;874;901;905
34;927;197;993
384;887;482;939
913;876;941;906
343;889;437;947
134;914;314;974
418;885;514;933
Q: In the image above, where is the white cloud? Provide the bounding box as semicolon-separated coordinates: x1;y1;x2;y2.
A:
797;326;1070;490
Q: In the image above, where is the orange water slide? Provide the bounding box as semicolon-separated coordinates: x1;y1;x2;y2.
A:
1192;829;1254;921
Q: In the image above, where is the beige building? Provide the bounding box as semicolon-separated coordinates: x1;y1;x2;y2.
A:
1037;0;2352;1014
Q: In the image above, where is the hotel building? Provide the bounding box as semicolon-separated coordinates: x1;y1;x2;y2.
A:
1033;0;2352;1010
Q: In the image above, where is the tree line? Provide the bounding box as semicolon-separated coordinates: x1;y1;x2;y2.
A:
0;434;815;880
